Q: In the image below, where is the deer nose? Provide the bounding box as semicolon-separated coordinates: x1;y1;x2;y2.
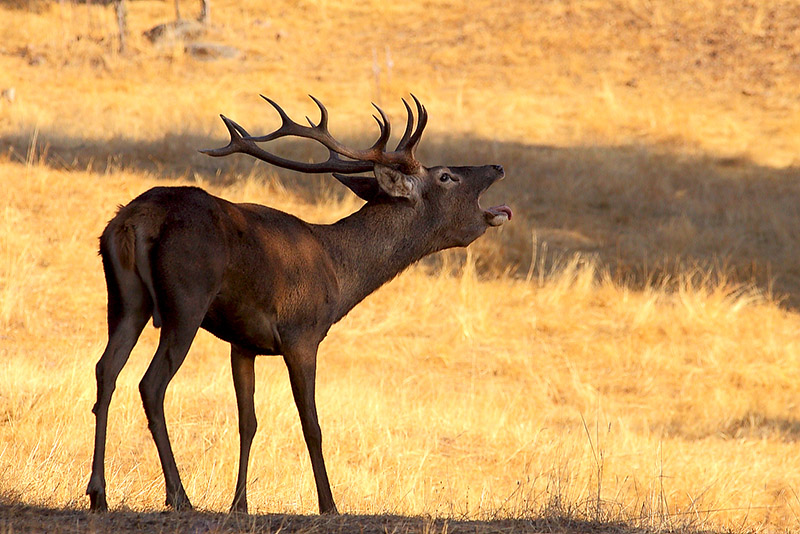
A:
491;165;504;174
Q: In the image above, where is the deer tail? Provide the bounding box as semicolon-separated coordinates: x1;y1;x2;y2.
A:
101;214;163;328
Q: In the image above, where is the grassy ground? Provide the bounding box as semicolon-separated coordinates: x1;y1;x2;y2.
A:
2;1;800;533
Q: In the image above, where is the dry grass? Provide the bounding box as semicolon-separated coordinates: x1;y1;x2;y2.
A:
2;1;800;533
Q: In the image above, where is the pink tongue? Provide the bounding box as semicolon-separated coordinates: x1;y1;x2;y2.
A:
488;204;513;220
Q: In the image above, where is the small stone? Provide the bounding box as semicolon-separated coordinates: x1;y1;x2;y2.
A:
184;42;240;61
1;88;15;103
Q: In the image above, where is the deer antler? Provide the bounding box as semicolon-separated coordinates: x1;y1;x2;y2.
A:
201;95;428;175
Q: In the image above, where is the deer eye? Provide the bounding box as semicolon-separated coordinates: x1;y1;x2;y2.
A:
439;173;452;182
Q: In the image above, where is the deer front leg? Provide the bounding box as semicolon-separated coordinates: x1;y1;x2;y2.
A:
230;344;257;513
283;344;338;515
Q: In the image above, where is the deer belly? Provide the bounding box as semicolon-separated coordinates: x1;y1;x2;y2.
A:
201;305;281;355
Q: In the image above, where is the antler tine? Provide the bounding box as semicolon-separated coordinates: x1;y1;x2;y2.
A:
394;98;415;151
369;103;391;152
241;95;303;143
403;94;428;155
199;115;252;157
307;94;329;129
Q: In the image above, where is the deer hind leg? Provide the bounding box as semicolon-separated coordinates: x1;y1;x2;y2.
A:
230;345;257;513
87;259;152;511
138;309;204;511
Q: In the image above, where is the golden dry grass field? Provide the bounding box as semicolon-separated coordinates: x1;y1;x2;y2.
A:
2;1;800;532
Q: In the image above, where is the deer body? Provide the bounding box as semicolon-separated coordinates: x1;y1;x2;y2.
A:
87;96;510;514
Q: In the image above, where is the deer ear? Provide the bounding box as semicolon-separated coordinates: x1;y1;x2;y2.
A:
373;164;417;199
332;173;381;202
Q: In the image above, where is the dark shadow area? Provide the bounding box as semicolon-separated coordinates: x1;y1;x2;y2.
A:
0;0;115;7
0;498;719;534
4;127;800;308
720;413;800;442
659;413;800;443
0;0;45;9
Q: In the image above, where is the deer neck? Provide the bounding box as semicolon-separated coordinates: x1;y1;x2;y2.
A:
314;200;436;320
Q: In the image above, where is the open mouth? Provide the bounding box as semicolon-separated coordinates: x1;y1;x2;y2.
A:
479;167;511;227
484;204;513;226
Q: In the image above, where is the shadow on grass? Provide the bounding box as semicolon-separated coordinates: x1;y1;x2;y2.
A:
3;128;800;308
0;498;717;534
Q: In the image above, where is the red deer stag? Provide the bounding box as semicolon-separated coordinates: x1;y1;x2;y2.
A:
86;95;512;514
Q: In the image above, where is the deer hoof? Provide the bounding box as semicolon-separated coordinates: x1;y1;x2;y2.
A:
166;489;193;511
229;499;248;514
320;504;339;515
88;490;108;512
86;478;108;512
